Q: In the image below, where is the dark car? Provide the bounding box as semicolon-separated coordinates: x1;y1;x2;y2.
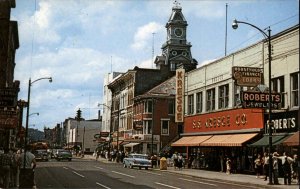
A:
55;149;72;161
33;149;49;161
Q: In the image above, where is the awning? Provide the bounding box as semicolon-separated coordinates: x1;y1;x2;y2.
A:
123;143;140;148
249;134;291;147
171;135;213;147
200;133;258;147
283;131;299;146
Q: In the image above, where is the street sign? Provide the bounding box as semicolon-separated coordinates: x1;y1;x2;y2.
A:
100;132;109;137
0;88;18;107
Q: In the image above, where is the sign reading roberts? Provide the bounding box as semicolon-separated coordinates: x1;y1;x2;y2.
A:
175;69;185;123
242;91;282;109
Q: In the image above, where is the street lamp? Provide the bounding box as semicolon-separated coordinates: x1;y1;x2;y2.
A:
23;77;52;168
232;19;273;184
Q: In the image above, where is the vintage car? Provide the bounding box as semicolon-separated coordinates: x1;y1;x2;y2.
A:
33;149;49;161
55;149;72;161
123;153;151;170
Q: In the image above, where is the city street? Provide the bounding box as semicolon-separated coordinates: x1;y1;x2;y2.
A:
35;158;260;189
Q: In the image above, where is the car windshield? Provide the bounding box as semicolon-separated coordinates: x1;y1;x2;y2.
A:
132;155;148;159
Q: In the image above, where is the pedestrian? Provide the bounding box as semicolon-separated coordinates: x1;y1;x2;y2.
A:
10;148;20;188
226;158;231;174
0;147;12;188
278;152;293;185
177;153;183;170
254;154;262;178
262;152;269;181
96;149;100;161
291;154;298;184
172;152;178;170
19;145;37;189
272;152;280;185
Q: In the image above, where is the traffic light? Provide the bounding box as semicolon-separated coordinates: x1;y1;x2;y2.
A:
76;108;82;121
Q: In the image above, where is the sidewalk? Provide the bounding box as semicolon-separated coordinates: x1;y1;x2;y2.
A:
81;155;299;189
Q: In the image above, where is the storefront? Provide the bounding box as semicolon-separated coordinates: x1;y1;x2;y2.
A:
249;110;298;155
171;108;264;173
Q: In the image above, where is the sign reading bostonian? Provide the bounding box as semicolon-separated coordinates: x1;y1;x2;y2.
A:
175;69;185;122
242;91;282;109
232;66;263;87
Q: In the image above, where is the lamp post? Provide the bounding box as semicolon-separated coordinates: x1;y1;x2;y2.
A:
23;77;52;169
232;19;273;185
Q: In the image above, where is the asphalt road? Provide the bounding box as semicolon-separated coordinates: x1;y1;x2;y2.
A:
35;158;263;189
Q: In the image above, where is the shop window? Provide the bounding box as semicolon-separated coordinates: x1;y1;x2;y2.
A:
188;94;194;114
196;92;203;113
271;76;285;107
206;88;215;111
161;119;169;135
291;72;299;107
219;84;229;109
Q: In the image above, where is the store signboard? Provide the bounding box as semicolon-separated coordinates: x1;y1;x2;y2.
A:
184;108;264;133
175;69;185;122
0;88;18;107
241;91;282;109
232;66;263;87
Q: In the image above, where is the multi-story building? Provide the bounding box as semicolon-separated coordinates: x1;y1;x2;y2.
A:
107;3;197;153
101;72;123;133
0;0;20;149
172;24;299;173
63;118;102;153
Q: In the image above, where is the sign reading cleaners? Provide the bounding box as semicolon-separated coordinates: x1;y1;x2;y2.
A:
175;69;185;122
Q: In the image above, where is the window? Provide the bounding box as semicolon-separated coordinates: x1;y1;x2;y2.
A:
271;76;285;107
168;99;175;115
206;88;215;111
143;120;152;134
234;85;241;106
161;120;169;135
291;72;299;107
196;92;203;113
144;100;153;113
188;94;194;114
170;62;176;71
219;84;229;109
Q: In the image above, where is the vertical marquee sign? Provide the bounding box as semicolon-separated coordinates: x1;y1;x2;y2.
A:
175;69;185;122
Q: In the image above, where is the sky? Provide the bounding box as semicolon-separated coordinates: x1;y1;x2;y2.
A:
11;0;299;131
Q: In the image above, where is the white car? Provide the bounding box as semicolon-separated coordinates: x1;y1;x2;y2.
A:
123;153;152;170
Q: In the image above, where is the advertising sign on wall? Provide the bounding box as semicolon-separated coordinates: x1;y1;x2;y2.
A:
232;66;263;87
241;91;282;109
175;69;185;122
184;108;264;133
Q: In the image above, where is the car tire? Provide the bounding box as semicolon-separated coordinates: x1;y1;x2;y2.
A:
129;164;133;169
145;167;148;170
139;167;141;170
123;163;127;168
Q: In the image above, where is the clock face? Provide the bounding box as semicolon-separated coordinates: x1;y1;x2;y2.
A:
174;28;183;37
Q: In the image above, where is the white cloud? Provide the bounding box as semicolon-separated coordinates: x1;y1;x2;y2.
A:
131;22;164;51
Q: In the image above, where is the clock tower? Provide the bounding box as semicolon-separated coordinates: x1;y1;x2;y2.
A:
155;1;197;73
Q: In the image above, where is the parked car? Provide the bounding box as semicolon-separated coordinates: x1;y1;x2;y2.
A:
123;153;151;170
33;149;49;161
55;149;72;161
